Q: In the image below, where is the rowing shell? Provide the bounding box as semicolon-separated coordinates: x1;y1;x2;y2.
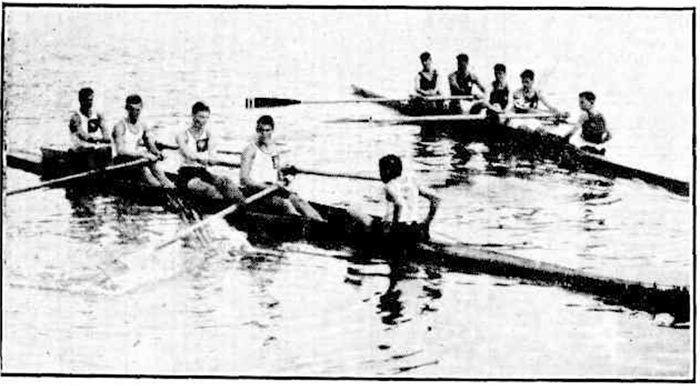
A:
351;85;689;197
5;146;690;323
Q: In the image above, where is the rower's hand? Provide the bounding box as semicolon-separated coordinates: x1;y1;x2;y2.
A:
144;153;159;162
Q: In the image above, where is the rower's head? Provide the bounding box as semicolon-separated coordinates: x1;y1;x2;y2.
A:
494;63;506;82
520;69;535;89
191;101;210;130
125;94;143;121
379;154;403;183
578;91;596;111
78;87;94;110
419;52;432;70
256;115;275;144
456;53;469;71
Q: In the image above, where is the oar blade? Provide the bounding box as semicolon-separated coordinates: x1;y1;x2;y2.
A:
245;97;302;109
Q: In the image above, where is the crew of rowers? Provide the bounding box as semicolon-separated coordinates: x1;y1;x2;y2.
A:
413;51;611;153
68;87;441;245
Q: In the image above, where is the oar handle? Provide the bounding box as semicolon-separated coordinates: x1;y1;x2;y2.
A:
154;184;281;250
6;158;151;196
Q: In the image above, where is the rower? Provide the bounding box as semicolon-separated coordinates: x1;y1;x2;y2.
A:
414;51;441;97
69;87;109;149
240;115;324;221
175;101;245;202
112;94;175;188
563;91;611;155
349;154;441;246
487;63;510;112
447;53;487;114
512;69;561;115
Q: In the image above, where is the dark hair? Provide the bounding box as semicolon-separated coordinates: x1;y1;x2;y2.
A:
579;91;596;103
191;101;210;115
256;115;275;129
419;52;431;62
378;154;403;183
520;69;535;80
125;94;142;106
456;53;469;63
494;63;506;72
78;87;94;101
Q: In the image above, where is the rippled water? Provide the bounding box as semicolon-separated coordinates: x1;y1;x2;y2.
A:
2;7;693;378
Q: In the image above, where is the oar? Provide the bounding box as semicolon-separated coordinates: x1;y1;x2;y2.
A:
328;111;565;124
245;95;476;109
153;184;281;251
284;166;381;182
153;141;241;156
207;160;380;182
6;158;151;196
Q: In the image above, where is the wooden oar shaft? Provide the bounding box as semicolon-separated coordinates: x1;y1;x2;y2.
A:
331;111;563;124
154;185;281;250
6;158;151;196
246;95;476;108
154;142;241;156
291;167;380;181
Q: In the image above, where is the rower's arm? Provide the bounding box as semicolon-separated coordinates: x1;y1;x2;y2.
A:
207;129;218;164
96;113;111;144
414;73;427;96
473;74;487;95
240;144;270;190
448;73;461;95
383;186;403;227
142;127;163;158
419;186;441;226
537;91;560;114
563;114;585;140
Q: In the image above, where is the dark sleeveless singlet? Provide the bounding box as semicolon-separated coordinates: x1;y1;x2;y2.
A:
450;72;476;96
581;112;608;144
419;70;438;91
489;81;509;109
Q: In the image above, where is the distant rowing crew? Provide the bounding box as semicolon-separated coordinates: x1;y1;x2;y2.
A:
67;87;441;245
413;51;611;150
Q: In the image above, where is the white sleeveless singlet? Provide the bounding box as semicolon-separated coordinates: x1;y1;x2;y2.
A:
249;143;279;184
70;110;102;149
383;174;420;224
118;118;145;154
179;127;210;168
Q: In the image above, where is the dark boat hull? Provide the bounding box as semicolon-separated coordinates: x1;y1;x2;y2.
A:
351;85;689;196
5;146;691;322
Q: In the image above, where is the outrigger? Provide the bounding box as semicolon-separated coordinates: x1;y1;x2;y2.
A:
5;145;690;323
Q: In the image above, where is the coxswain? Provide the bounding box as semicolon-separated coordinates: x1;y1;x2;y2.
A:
240;115;324;221
69;87;109;149
563;91;611;155
112;94;175;188
447;53;486;114
175;101;245;202
349;154;441;246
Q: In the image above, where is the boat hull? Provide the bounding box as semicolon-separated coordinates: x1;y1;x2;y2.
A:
351;85;689;196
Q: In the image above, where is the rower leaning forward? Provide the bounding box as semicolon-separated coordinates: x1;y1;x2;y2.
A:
240;115;324;221
112;94;175;188
563;91;611;155
175;101;245;202
349;154;441;251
